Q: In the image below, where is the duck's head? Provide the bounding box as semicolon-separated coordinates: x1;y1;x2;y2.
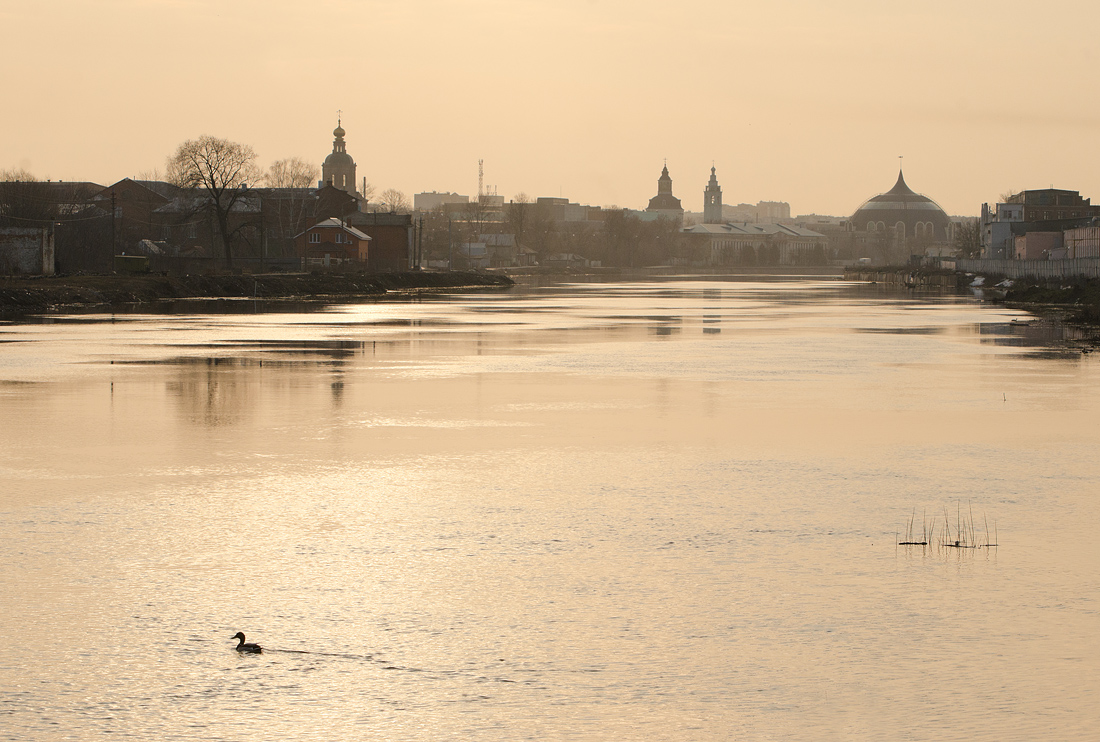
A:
232;632;246;641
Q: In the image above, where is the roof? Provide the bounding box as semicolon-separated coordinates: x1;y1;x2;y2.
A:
682;222;826;238
480;233;516;246
154;194;262;214
296;217;370;241
849;170;951;238
324;151;355;167
851;170;949;216
647;193;683;211
92;178;178;203
134;180;185;199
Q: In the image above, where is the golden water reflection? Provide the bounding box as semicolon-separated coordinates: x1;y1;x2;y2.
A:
1;279;1098;741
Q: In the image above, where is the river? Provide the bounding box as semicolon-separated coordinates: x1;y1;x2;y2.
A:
1;276;1097;741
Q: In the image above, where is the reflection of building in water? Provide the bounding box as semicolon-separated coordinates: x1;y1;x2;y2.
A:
166;359;256;428
977;318;1085;351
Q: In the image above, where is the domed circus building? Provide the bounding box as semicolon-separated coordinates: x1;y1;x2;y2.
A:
851;170;951;244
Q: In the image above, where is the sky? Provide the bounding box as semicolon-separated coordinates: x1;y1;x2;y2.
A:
2;0;1098;217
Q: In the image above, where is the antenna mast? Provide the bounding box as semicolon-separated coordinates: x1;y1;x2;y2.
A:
478;159;484;198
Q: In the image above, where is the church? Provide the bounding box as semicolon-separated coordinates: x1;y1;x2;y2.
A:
293;118;416;271
643;164;684;224
682;165;828;266
321;118;360;199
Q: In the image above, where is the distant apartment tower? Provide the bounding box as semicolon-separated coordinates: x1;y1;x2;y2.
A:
322;119;357;197
703;166;723;224
414;191;470;211
757;200;791;222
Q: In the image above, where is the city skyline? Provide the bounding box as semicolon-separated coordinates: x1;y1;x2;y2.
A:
2;0;1098;217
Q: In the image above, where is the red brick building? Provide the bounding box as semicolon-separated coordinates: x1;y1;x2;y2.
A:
346;212;414;272
295;218;371;267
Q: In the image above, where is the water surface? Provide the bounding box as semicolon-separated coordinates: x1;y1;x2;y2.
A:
1;277;1098;741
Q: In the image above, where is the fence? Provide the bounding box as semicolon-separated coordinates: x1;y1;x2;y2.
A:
955;258;1100;280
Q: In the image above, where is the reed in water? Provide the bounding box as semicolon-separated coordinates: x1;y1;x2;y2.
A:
897;501;998;552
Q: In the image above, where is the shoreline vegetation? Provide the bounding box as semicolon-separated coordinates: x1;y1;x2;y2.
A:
1002;280;1100;324
844;266;1100;325
0;271;514;315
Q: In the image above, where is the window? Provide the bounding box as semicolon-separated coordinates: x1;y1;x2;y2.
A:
309;232;320;243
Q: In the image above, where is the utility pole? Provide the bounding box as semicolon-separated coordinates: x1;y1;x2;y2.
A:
110;191;117;260
259;192;266;272
415;216;423;270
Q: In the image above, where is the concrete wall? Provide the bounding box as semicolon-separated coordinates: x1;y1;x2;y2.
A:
956;257;1100;279
0;228;55;275
1014;232;1062;260
1064;227;1100;259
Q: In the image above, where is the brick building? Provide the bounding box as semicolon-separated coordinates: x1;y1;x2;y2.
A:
294;218;371;266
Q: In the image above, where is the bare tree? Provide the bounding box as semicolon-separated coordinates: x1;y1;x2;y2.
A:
0;169;55;227
167;135;261;266
380;188;410;214
953;218;982;259
505;192;532;248
265;157;318;189
261;158;321;252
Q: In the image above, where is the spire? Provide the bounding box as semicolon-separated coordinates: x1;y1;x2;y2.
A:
658;163;672;194
331;117;346;154
886;168;915;196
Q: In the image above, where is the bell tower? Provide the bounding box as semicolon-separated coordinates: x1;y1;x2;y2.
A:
703;165;723;224
321;116;357;197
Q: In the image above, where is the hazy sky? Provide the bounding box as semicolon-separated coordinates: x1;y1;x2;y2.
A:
2;0;1097;216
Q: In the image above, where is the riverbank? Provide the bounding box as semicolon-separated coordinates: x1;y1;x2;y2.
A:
1003;279;1100;323
0;271;514;314
842;266;1100;325
842;267;963;289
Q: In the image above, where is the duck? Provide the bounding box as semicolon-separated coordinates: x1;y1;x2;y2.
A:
232;632;263;653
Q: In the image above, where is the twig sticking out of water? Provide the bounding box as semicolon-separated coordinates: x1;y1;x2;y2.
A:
898;501;998;551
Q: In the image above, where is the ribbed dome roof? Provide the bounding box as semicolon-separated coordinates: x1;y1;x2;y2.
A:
851;170;950;238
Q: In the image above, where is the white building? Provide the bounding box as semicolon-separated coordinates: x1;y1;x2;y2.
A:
414;191;470;211
980;202;1025;259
